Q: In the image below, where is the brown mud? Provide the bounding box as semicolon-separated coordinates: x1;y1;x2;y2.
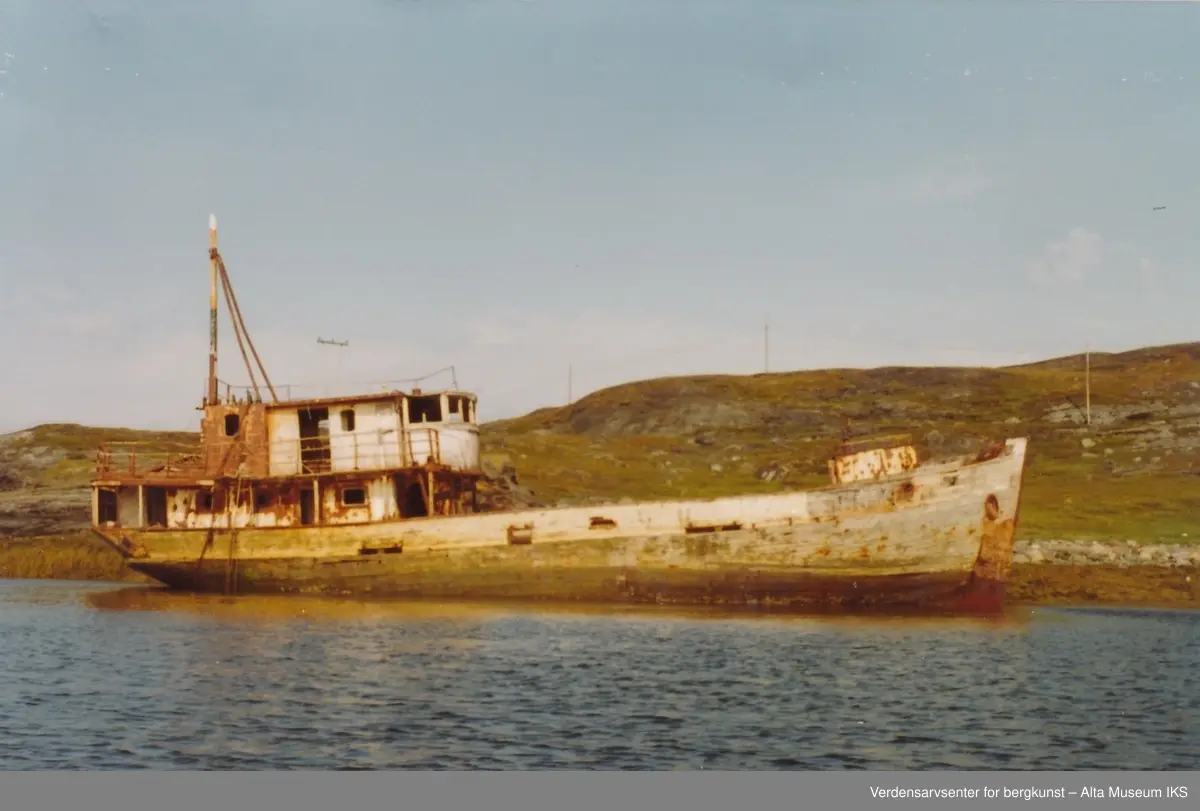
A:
1008;562;1199;609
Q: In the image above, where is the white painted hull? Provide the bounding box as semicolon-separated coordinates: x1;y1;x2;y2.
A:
94;438;1028;612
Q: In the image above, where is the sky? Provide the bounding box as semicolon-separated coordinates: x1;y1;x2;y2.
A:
1;0;1198;434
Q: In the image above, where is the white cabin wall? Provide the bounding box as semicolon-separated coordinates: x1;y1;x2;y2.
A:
328;405;357;472
374;401;403;467
325;401;404;473
323;483;370;525
116;487;141;527
168;489;197;529
438;424;480;470
268;408;301;475
369;476;398;521
165;487;256;530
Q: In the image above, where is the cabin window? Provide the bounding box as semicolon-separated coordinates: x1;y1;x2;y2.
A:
342;487;367;506
409;395;442;424
463;399;473;423
448;397;460;415
254;491;276;511
198;492;214;511
224;414;241;436
340;408;356;432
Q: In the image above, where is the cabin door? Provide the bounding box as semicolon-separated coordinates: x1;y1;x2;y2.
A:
299;488;316;526
144;487;168;528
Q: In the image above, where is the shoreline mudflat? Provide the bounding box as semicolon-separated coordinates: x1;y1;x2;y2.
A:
1009;562;1198;609
0;534;1197;609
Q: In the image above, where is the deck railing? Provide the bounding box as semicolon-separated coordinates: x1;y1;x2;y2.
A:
95;429;472;481
276;427;449;475
94;441;204;480
833;433;915;457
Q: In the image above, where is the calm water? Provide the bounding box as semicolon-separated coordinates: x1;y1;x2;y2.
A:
1;580;1197;770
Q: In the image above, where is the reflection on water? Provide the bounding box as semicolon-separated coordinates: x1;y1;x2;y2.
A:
1;580;1197;770
83;585;1034;631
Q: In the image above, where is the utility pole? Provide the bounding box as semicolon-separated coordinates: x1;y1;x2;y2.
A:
568;364;573;405
764;316;770;373
1085;347;1091;426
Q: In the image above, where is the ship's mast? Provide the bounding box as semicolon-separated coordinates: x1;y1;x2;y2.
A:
207;214;220;406
204;214;280;405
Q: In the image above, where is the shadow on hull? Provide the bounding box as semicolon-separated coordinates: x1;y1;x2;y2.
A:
83;584;1028;630
126;558;1010;617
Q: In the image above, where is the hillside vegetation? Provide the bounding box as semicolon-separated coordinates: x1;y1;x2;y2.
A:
483;341;1200;543
3;342;1200;550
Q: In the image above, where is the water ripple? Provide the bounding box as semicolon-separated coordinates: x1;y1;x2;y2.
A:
0;582;1197;770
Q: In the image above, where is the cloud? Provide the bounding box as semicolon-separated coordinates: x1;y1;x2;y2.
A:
1027;228;1103;286
911;154;994;203
1137;257;1159;278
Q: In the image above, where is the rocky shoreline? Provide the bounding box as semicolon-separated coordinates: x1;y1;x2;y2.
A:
1013;539;1199;568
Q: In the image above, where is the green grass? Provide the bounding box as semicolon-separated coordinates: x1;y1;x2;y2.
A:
0;533;148;582
483;342;1200;544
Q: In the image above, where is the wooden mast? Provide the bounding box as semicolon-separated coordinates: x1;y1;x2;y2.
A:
207;214;220;406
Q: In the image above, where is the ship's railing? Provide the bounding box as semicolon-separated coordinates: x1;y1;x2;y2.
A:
94;441;204;480
267;428;454;475
833;433;915;457
97;431;474;480
206;366;464;406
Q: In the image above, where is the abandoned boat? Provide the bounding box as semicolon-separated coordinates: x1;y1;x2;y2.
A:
89;216;1030;612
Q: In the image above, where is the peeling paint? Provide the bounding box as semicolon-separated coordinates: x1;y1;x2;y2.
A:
828;437;920;485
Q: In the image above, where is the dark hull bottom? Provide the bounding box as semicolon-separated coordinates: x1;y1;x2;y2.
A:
129;559;1009;615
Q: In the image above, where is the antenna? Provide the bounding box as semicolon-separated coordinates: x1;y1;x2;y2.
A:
317;337;349;396
568;363;573;405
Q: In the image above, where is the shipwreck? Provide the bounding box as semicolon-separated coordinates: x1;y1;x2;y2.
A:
89;217;1030;612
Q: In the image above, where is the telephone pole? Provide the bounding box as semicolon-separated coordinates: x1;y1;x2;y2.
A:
763;316;770;373
1085;347;1091;426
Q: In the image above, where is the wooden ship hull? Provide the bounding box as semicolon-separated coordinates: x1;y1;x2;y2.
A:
88;216;1030;613
92;437;1028;613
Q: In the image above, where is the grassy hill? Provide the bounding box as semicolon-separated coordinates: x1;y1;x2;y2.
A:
3;341;1200;549
482;341;1200;544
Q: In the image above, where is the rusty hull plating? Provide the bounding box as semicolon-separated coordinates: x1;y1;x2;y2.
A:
88;217;1030;614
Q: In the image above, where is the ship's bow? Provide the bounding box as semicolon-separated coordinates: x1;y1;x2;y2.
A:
960;437;1029;613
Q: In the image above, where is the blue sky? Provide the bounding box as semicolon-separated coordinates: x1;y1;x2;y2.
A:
1;0;1198;433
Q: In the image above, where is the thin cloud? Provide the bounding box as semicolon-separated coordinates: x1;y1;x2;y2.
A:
1027;228;1103;286
911;155;994;203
